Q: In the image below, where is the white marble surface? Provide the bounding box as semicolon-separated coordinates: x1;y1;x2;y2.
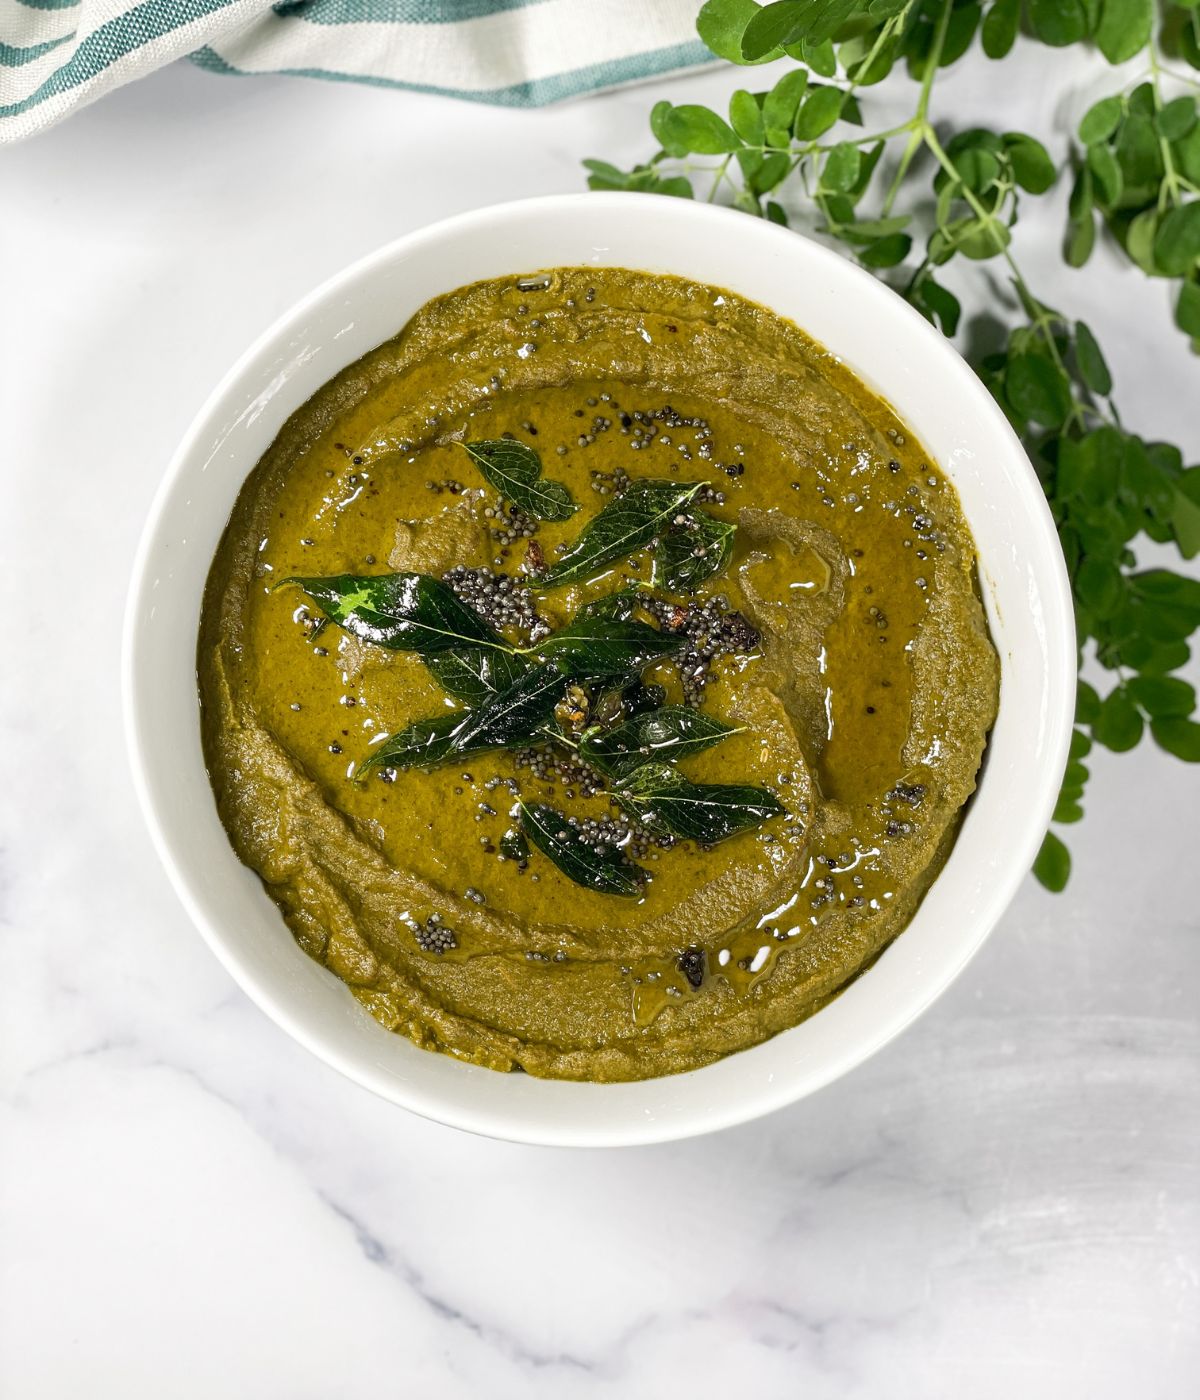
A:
2;38;1198;1398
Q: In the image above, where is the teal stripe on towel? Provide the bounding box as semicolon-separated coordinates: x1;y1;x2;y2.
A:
0;0;243;116
272;0;551;22
0;33;75;67
190;36;712;107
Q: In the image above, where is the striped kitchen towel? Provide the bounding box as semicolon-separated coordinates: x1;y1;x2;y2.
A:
0;0;712;144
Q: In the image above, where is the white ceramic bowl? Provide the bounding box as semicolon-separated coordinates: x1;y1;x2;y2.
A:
124;193;1074;1146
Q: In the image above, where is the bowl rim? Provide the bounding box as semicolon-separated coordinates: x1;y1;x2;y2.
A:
123;192;1076;1146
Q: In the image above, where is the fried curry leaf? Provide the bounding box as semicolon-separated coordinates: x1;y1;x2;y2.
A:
424;645;529;705
614;761;784;843
580;706;742;778
517;800;646;896
445;661;569;756
591;677;668;729
355;713;463;776
537;480;705;586
576;587;646;622
499;826;530;861
654;510;737;593
620;679;669;717
460;439;577;521
284;572;513;656
536;617;684;680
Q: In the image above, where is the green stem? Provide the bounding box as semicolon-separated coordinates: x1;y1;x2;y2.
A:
828;122;918;146
1155;64;1200;91
883;0;951;214
884;130;923;215
902;254;932;298
915;0;952;121
760;128;919;154
707;154;733;203
1148;34;1185;213
920;122;1089;426
844;6;911;98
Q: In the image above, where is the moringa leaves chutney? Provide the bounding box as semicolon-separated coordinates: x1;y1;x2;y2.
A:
198;266;998;1082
